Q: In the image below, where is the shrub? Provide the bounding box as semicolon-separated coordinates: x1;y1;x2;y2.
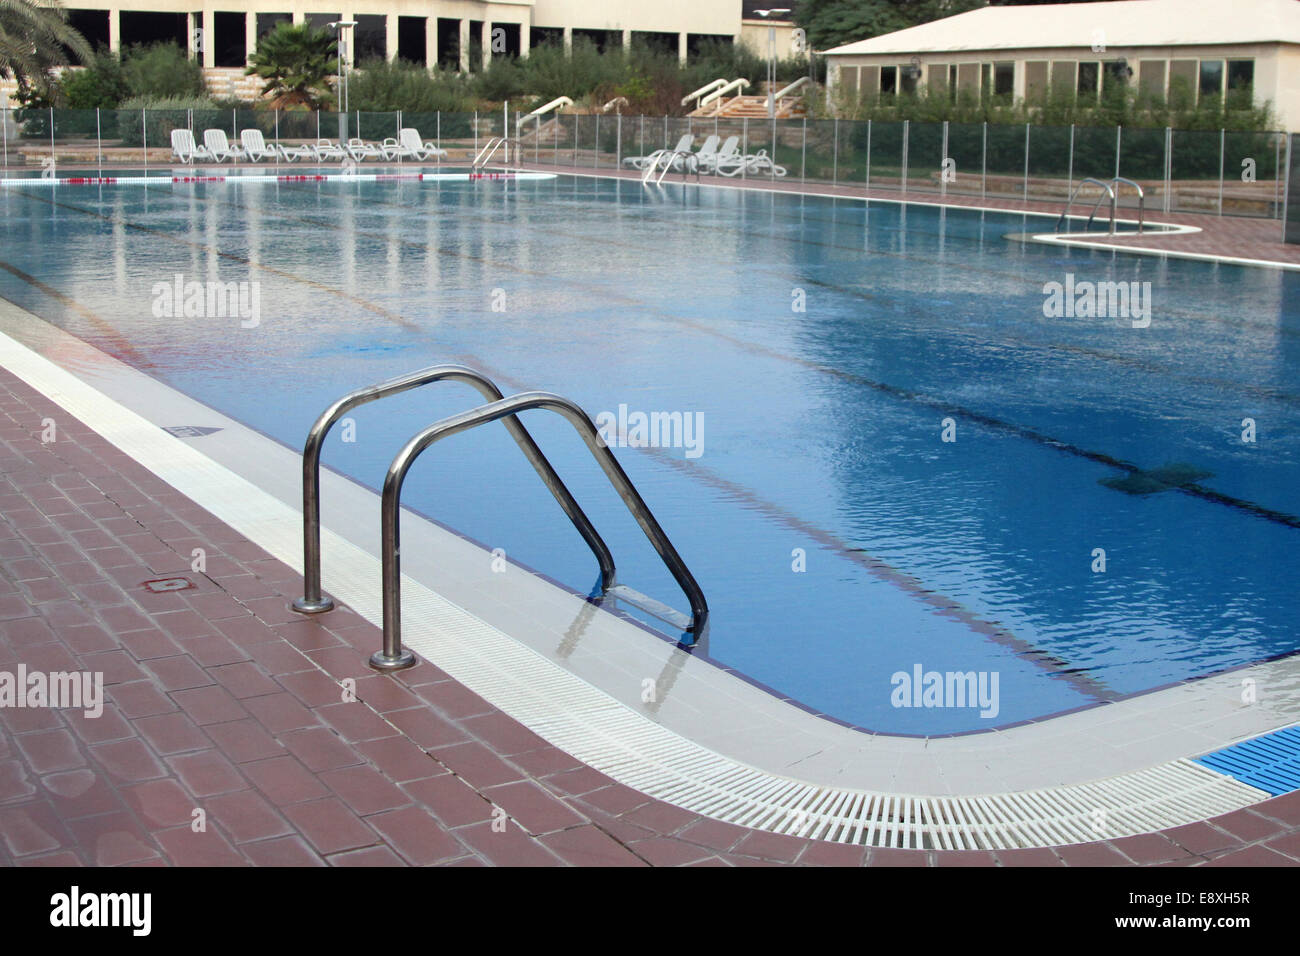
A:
61;50;130;109
115;94;218;147
122;43;207;100
347;58;476;113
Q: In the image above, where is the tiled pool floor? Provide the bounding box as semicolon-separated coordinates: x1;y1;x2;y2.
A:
2;363;1299;866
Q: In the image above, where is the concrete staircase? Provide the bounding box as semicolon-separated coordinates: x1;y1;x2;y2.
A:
690;93;806;120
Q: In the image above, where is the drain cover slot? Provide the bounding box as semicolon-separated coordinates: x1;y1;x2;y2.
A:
142;577;195;593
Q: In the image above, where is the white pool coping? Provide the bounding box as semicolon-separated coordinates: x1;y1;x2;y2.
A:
1;297;1296;847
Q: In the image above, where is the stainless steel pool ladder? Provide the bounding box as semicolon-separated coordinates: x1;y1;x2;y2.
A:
292;365;709;671
1056;176;1144;235
641;149;701;185
471;137;525;171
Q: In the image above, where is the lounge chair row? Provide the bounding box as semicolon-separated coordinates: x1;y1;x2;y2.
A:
170;128;449;164
623;133;787;178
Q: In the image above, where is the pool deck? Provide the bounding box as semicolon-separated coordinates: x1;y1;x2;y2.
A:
3;361;1300;867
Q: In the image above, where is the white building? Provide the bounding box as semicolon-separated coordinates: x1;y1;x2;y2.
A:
823;0;1300;129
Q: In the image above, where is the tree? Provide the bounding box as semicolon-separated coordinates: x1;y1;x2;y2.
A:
245;22;338;109
796;1;989;50
0;0;91;97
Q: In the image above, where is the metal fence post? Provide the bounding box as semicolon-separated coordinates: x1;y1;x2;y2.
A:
96;108;102;178
573;114;578;166
616;113;621;168
770;116;776;183
436;111;440;154
1022;121;1030;201
742;117;748;181
981;121;987;200
2;106;8;172
49;107;55;172
901;119;909;196
800;116;806;184
594;113;599;169
941;119;948;198
1217;128;1225;217
865;119;872;194
1067;124;1075;200
1114;124;1122;179
474;110;478;155
1281;134;1292;239
142;108;148;173
1276;133;1284;219
274;109;280;170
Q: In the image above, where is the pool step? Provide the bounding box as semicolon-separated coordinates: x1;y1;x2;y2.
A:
605;584;692;632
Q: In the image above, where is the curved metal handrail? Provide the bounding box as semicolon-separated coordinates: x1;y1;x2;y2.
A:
699;78;750;110
1056;177;1116;234
371;390;709;670
471;136;526;170
682;78;728;108
648;149;701;185
292;366;615;615
1110;176;1145;234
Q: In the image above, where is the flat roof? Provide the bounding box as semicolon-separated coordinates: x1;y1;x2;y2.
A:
824;0;1300;55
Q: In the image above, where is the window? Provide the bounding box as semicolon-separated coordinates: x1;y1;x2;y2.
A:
880;65;897;95
1199;59;1224;100
1103;59;1130;96
1024;60;1048;104
1077;61;1099;100
900;61;920;94
993;61;1014;96
1227;59;1254;92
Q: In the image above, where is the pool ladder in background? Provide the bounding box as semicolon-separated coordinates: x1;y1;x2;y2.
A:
1055;176;1144;235
641;149;702;185
292;364;709;670
471;137;526;171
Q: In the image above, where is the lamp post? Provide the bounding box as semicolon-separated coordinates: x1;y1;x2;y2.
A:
754;8;792;119
328;20;358;141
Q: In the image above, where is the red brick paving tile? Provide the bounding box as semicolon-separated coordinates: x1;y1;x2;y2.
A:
570;805;658;846
351;674;424;713
867;847;931;867
0;803;70;856
155;826;247;866
1202;845;1295;866
271;620;347;653
134;711;210;756
177;633;250;668
573;783;652;816
15;728;85;774
1056;842;1133;867
508;747;588;779
797;839;869;867
167;750;247;797
483;780;588;836
282;798;380;855
121;778;200;829
731;828;810;863
117;628;184;661
242;692;319;733
204;789;295;844
0;702;62;734
41;768;124;819
402;774;495;829
316;701;399;743
202;719;285;764
355;736;442;784
144;654;214;691
385;706;470;750
213;613;282;647
443;855;486;866
1210;809;1288;844
66;812;161;866
170;684;248;725
79;649;145;685
306;645;380;681
241;835;326;867
1264;829;1300;861
995;848;1065;866
278;670;351;708
625;837;715;866
16;850;84;867
1110;832;1194;865
320;764;410;816
152;609;220;640
540;825;647;867
934;849;999;866
1254;792;1300;827
620;799;704;836
64;705;134;745
328;845;407;866
281;727;364;773
245;640;313;676
91;737;168;783
367;806;466;865
59;623;118;655
684;856;732;866
106;680;179;721
182;592;250;622
242;755;329;806
458;711;552;757
413;679;495;720
675;817;749;853
241;597;301;626
541;765;613;797
456;819;563;867
99;604;153;633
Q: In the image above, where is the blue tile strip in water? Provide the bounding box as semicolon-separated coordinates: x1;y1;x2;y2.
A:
1195;725;1300;796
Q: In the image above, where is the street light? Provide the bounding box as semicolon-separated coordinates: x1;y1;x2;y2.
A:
754;9;792;119
328;20;358;140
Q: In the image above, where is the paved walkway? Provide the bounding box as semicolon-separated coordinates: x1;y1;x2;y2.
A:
2;316;1300;867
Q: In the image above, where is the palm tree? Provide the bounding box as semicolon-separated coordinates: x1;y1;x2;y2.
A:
246;22;338;110
0;0;91;96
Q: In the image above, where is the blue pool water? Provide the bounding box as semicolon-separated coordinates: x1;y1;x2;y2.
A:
2;174;1298;734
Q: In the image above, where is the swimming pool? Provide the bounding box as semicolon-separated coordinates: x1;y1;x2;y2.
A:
2;172;1297;735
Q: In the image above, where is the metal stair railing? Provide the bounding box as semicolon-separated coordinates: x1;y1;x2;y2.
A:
371;390;709;671
641;149;701;185
292;365;615;616
1110;176;1145;234
1056;177;1117;234
471;136;526;170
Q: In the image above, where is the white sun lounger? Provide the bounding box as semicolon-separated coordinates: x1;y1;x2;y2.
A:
344;137;386;161
309;139;348;162
203;129;244;163
239;129;278;162
623;133;693;170
381;128;447;162
170;128;215;164
716;145;787;178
